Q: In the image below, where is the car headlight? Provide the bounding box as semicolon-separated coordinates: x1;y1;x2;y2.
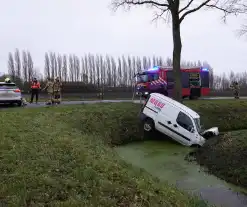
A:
144;92;149;95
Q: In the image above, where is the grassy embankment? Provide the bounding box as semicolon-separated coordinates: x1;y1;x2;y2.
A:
0;103;208;207
0;99;246;206
186;100;247;190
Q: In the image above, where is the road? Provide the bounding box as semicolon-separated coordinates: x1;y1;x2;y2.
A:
0;96;246;109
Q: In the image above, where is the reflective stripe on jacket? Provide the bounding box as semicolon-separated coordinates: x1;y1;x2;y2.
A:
31;82;40;89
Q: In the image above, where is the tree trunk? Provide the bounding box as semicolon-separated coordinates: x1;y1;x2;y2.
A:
172;12;182;102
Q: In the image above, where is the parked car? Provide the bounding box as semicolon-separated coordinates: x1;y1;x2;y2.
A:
0;82;23;106
139;93;219;147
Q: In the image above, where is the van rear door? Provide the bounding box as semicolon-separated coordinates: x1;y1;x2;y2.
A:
143;95;161;120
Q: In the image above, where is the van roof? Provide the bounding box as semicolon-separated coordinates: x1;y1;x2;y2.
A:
151;93;200;118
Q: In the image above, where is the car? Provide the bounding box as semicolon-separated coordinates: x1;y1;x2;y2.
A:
0;82;23;106
139;93;219;147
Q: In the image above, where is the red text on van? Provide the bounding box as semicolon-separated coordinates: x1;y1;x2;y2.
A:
149;98;165;108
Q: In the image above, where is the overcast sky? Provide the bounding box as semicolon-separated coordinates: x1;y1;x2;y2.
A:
0;0;246;75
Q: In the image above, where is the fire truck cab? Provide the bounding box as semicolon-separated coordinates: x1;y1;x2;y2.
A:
134;66;210;99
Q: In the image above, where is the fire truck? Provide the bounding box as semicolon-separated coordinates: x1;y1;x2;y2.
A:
134;66;210;99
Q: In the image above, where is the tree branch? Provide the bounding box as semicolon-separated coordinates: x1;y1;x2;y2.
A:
237;24;247;37
179;0;194;14
112;0;169;11
151;5;170;22
179;0;211;23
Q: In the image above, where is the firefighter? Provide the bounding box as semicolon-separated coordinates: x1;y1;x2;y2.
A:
97;87;104;99
230;81;240;99
42;77;54;105
4;77;11;83
30;78;41;104
52;77;62;104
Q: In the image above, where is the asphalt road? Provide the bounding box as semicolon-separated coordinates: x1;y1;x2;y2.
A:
0;96;247;109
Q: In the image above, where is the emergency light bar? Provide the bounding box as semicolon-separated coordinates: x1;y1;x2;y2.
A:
147;66;159;71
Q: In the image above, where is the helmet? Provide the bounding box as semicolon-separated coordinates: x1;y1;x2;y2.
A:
4;78;11;83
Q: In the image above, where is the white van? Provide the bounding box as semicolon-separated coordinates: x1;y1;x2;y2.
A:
140;93;219;147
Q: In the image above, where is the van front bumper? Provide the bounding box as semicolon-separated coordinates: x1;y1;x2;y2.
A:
195;137;206;146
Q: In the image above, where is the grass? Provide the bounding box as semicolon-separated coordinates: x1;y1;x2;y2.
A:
182;99;247;190
193;130;247;189
0;103;208;207
184;99;247;131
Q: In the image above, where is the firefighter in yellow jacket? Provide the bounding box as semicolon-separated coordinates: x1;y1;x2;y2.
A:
230;81;240;99
52;77;62;104
42;77;54;105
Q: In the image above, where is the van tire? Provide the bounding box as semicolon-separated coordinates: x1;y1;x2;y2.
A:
143;118;155;139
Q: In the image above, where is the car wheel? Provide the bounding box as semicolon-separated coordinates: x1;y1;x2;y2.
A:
17;101;22;107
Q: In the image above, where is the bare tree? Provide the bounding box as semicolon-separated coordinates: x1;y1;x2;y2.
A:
238;18;247;36
62;55;68;82
57;54;63;80
112;0;247;101
84;55;89;84
14;49;21;78
8;52;15;80
44;52;50;78
69;55;74;81
105;55;112;86
50;52;56;79
54;54;58;77
99;55;105;87
22;51;28;82
27;51;34;82
121;55;127;86
95;55;100;88
111;56;117;86
74;55;80;81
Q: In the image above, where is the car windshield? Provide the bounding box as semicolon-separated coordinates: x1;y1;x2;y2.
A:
0;83;16;89
194;118;201;132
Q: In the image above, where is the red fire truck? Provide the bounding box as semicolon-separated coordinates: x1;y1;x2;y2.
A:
135;66;210;99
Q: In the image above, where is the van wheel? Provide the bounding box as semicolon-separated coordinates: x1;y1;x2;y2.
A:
143;118;154;133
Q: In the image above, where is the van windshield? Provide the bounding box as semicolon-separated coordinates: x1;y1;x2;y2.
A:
194;118;201;132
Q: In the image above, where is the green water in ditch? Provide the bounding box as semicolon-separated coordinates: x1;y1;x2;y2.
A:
115;139;247;207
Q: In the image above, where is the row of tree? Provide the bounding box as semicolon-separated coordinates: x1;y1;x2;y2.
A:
6;49;247;91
